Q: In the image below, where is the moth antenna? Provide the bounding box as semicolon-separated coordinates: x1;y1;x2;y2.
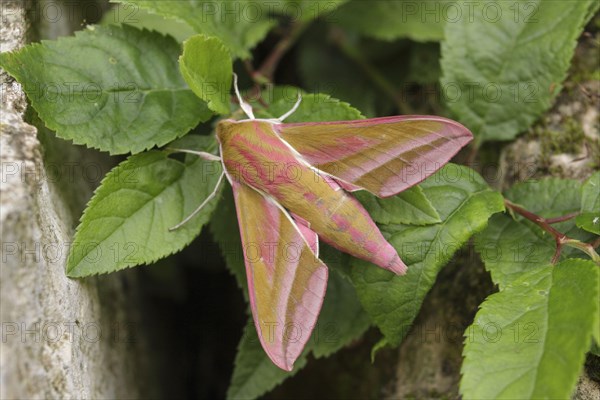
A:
278;93;302;122
166;148;221;161
233;73;255;120
169;171;226;231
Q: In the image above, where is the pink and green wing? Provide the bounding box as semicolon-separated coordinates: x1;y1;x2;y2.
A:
231;181;328;371
274;116;473;198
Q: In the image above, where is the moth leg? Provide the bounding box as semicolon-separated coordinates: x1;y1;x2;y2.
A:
277;93;302;122
169;171;226;231
233;73;255;120
166;148;221;161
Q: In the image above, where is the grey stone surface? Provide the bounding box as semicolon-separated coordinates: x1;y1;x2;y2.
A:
574;369;600;400
1;1;150;398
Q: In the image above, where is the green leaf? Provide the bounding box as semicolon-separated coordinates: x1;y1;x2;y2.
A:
355;186;441;226
67;136;223;277
311;269;371;359
249;86;364;118
180;35;232;115
266;93;364;122
334;0;450;42
251;85;305;108
351;164;505;345
0;25;210;155
594;270;600;346
504;178;582;219
441;0;597;142
578;172;600;235
476;178;591;289
460;259;599;399
101;3;196;42
0;26;211;154
576;212;600;235
477;213;555;289
370;337;390;363
247;86;364;122
320;242;353;279
591;341;600;357
581;171;600;213
111;0;275;59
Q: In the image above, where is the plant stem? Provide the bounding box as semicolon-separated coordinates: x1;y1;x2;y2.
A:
239;22;308;108
545;212;580;224
504;200;565;238
253;21;309;84
504;199;600;264
564;239;600;264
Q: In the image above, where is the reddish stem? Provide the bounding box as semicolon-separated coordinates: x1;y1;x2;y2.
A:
239;23;308;108
551;244;563;264
504;199;591;264
545;212;580;224
255;22;308;83
505;200;565;238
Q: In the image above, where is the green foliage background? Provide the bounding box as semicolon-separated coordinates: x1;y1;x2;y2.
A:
1;1;598;398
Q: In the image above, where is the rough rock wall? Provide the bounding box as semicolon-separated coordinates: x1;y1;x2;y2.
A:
1;1;151;398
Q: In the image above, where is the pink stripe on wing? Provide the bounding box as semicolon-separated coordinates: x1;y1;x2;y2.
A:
378;134;472;196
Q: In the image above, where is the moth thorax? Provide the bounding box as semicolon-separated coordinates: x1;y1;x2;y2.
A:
215;119;238;143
